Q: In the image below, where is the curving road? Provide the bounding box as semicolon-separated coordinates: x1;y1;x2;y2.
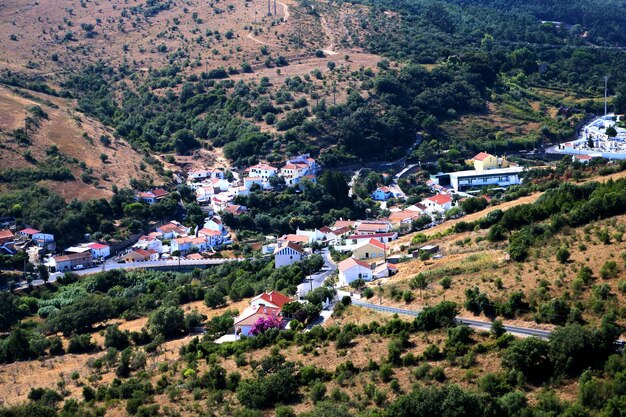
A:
351;300;552;339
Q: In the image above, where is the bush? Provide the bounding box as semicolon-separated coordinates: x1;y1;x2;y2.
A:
556;247;570;264
68;334;95;353
310;382;327;403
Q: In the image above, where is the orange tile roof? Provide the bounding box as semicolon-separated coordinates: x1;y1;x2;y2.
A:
425;194;452;206
473;152;494;161
338;257;371;272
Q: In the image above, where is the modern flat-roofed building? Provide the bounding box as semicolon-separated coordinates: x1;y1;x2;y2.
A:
431;167;524;192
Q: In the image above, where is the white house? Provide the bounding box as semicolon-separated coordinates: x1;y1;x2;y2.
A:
422;194;453;214
157;221;189;239
244;177;269;191
234;306;282;337
372;186;394;201
86;242;110;260
250;290;293;310
346;232;398;246
248;163;278;180
338;257;373;287
295;228;325;243
198;228;223;247
204;216;225;233
137;188;168;205
354;220;393;235
189;169;225;181
135;234;164;253
274;242;305;268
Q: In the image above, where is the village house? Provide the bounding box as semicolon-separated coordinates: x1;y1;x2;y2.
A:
188;168;225;181
204;216;224;233
352;238;386;261
295;228;325;243
137;188;169;205
372;186;394;201
250;290;293;310
224;204;248;216
86;242;110;260
388;210;425;228
50;252;93;272
244;176;270;191
171;236;209;254
123;248;158;263
354;220;393;235
197;228;223;248
156;221;189;240
274;242;305;268
0;229;14;246
134;234;164;253
422;194;453;214
332;220;356;230
338;257;373;287
346;232;398;245
248;163;278;181
234;305;282;337
277;234;310;246
18;227;40;239
373;262;398;279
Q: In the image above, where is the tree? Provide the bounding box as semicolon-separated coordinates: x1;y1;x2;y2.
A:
37;264;49;283
204;288;226;308
45;294;114;336
148;306;185;339
556;247;570;264
491;319;505;338
502;337;552;383
606;126;618;138
410;273;428;298
104;325;130;350
0;292;20;331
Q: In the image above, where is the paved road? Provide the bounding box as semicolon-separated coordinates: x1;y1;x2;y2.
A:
352;300;551;339
9;258;243;291
298;248;337;298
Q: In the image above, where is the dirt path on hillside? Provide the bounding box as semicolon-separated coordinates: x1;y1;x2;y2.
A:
320;16;339;55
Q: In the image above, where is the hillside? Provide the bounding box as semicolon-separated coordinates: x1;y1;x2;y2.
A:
0;85;161;200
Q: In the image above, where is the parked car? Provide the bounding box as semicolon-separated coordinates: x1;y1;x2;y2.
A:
74;264;84;270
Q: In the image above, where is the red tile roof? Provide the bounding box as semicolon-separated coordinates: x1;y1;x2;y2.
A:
20;227;40;235
425;194;452;206
234;305;282;326
0;229;14;240
366;238;386;250
253;290;293;309
473;152;494;161
275;242;304;254
152;188;168;198
338;257;371;272
87;242;108;250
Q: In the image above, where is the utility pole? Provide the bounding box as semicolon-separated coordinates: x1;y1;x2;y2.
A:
333;81;336;106
274;0;276;17
605;76;609;116
268;0;271;16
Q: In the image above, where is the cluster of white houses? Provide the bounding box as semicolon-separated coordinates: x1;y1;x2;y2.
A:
122;216;232;262
0;227;56;256
187;154;320;214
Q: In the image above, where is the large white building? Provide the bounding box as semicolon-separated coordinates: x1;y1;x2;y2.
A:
430;167;524;192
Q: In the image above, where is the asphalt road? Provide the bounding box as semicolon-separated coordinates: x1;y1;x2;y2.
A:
9;258;243;291
352;300;552;339
299;248;337;298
